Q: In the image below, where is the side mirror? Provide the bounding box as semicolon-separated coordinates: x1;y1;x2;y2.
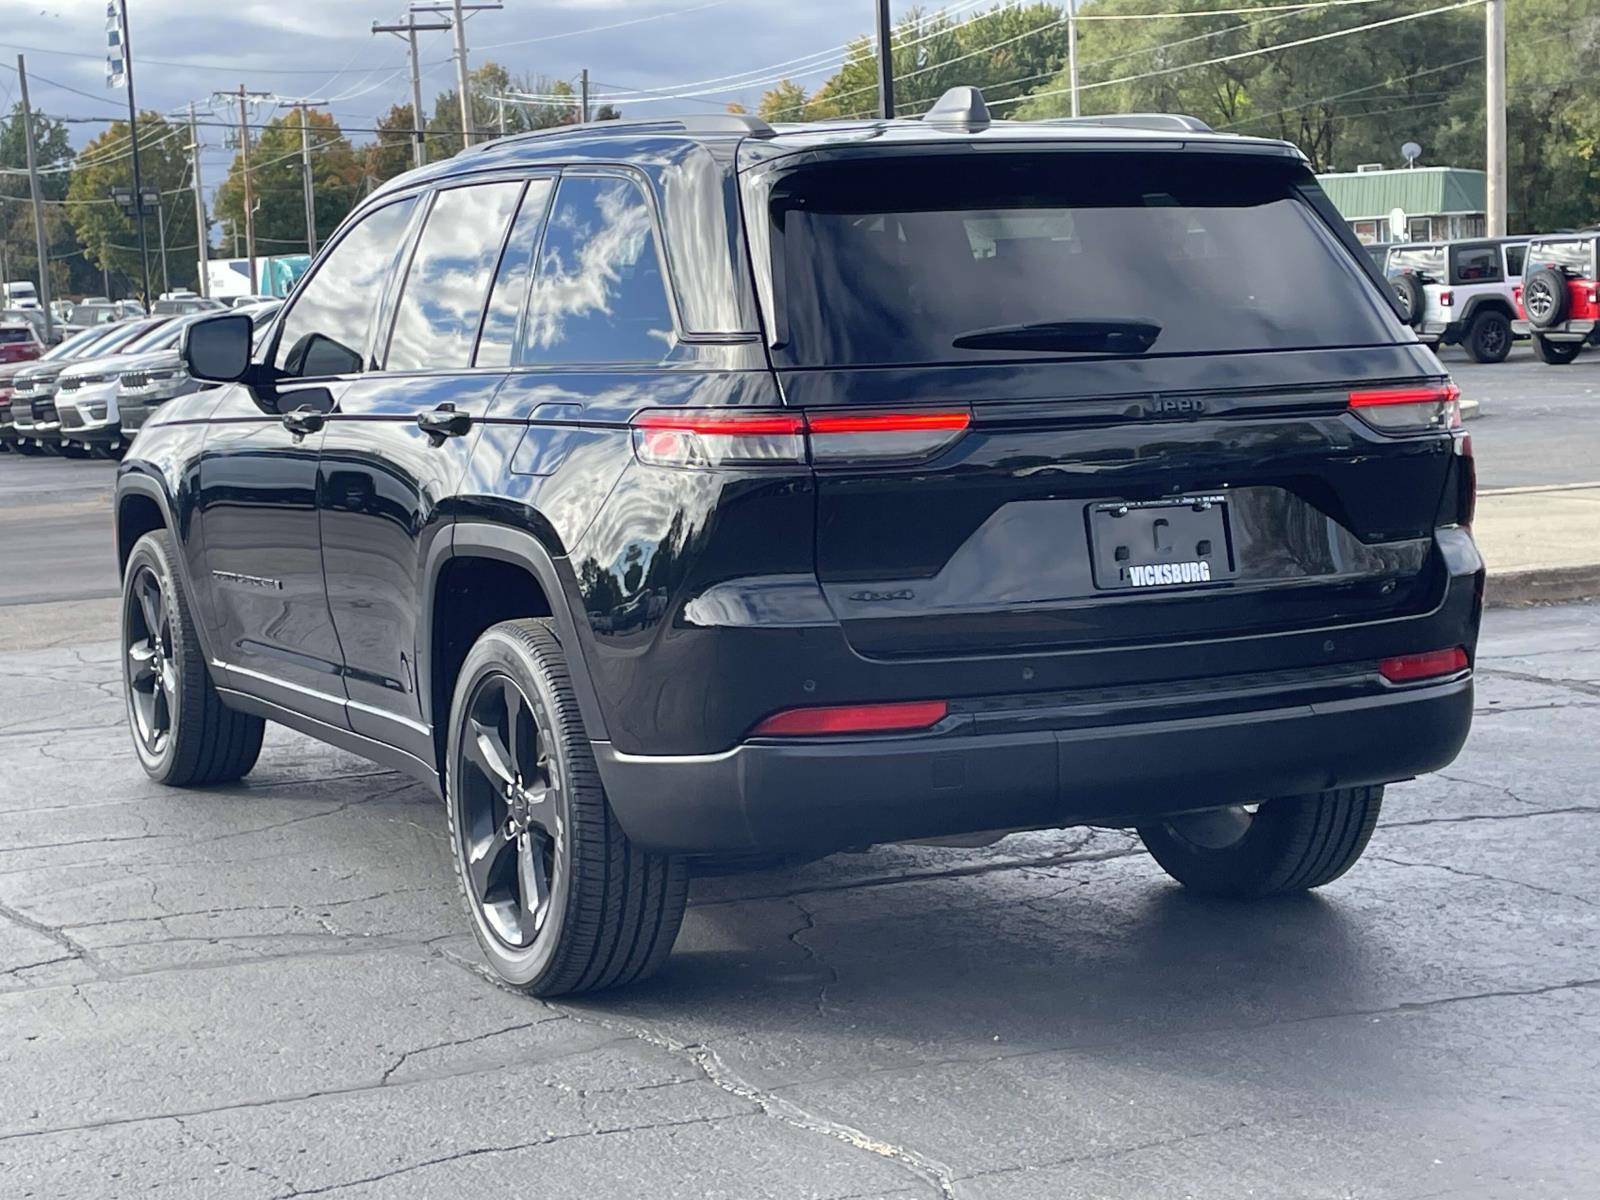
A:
182;312;254;383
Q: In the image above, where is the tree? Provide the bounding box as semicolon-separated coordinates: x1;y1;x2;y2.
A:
66;113;198;299
213;110;364;260
1;101;98;298
365;103;420;187
759;80;810;122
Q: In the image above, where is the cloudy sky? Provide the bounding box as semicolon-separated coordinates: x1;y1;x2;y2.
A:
2;0;905;151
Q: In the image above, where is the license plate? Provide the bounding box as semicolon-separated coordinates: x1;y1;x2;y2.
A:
1088;495;1235;591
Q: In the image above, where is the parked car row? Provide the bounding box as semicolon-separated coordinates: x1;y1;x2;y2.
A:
1384;233;1600;365
0;302;279;458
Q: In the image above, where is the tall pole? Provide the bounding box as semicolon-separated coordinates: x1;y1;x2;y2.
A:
875;0;894;118
376;15;450;169
189;103;210;298
1066;0;1081;118
117;1;153;306
236;86;257;289
15;57;55;344
452;0;474;146
284;102;325;255
1485;0;1507;236
580;68;590;123
156;201;169;296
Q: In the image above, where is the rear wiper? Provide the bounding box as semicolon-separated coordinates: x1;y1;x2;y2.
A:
952;318;1162;354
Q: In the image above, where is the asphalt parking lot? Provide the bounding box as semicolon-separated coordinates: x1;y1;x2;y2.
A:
1;595;1597;1198
2;344;1598;1198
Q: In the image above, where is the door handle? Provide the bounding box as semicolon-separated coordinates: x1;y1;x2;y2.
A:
282;406;326;437
417;403;471;441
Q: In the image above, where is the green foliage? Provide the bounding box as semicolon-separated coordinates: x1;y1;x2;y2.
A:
65;113;198;298
366;103;421;187
213;110;364;258
1;102;100;297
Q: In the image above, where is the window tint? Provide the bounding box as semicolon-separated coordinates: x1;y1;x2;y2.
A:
386;182;523;372
522;175;675;365
274;198;416;378
476;179;553;368
1451;245;1500;283
768;154;1404;368
1504;243;1527;276
0;328;31;344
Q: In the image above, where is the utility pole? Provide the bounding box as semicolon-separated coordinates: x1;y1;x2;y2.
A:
411;1;503;148
375;14;450;169
1485;0;1507;236
875;0;894;118
216;87;271;291
189;103;210;298
155;199;170;295
580;68;590;123
15;57;55;343
1066;0;1081;118
283;101;328;255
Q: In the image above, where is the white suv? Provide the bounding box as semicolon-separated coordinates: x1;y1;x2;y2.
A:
1385;238;1527;362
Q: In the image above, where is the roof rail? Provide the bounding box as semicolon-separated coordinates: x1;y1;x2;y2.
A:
460;112;775;156
1038;113;1215;134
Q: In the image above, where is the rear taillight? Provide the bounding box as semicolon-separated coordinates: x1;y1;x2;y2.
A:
1348;384;1460;433
1588;288;1599;305
751;700;949;737
807;410;970;465
632;411;806;468
1438;290;1453;307
1379;647;1469;683
630;408;971;469
1513;286;1523;305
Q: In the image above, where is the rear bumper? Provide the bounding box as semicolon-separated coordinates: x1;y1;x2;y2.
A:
1512;319;1598;341
1420;319;1462;344
596;674;1474;854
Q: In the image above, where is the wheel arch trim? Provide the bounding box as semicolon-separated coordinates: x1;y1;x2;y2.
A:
115;471;220;667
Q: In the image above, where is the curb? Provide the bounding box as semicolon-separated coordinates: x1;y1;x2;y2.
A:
1485;564;1600;609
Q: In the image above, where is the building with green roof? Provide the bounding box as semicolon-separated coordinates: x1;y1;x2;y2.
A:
1316;166;1489;246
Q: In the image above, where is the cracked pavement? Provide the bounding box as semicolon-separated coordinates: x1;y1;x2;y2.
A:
0;601;1596;1198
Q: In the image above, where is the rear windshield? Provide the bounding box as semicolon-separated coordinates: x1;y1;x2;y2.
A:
0;328;32;344
762;153;1401;368
1529;239;1596;278
1386;246;1446;277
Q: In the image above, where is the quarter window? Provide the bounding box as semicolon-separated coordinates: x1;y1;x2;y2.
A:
521;175;675;366
386;182;524;372
476;179;554;368
1503;243;1528;276
274;198;417;378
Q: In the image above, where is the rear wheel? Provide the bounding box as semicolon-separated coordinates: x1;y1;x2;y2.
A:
446;619;688;996
1137;786;1382;898
1464;309;1512;363
121;531;265;785
1533;335;1581;365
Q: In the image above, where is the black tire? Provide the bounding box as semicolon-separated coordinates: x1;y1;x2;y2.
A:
1388;273;1426;327
59;442;92;460
1464;309;1512;364
14;441;46;457
1137;786;1382;899
1521;267;1569;329
1532;334;1581;365
445;619;688;997
121;530;265;786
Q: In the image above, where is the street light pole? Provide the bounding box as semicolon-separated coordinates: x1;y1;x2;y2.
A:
189;103;210;298
116;0;153;305
875;0;894;118
1066;0;1081;118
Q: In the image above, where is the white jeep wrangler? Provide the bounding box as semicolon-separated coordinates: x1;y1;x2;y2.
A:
1385;238;1528;363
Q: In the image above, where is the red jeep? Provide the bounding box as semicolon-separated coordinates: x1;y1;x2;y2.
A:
1513;235;1600;364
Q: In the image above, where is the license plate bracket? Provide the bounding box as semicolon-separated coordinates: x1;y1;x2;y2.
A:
1088;496;1236;591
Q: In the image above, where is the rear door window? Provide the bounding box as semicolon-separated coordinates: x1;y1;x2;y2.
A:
385;181;524;372
1450;244;1501;284
520;175;676;366
763;153;1405;368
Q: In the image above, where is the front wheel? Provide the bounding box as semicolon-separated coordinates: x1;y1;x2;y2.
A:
1137;787;1382;899
121;531;265;785
446;619;688;996
1533;335;1581;365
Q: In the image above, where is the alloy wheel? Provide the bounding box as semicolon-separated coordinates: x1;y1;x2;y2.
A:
125;566;176;755
457;672;564;949
1481;321;1508;357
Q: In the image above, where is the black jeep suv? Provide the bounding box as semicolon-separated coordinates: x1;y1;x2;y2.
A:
115;90;1480;996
